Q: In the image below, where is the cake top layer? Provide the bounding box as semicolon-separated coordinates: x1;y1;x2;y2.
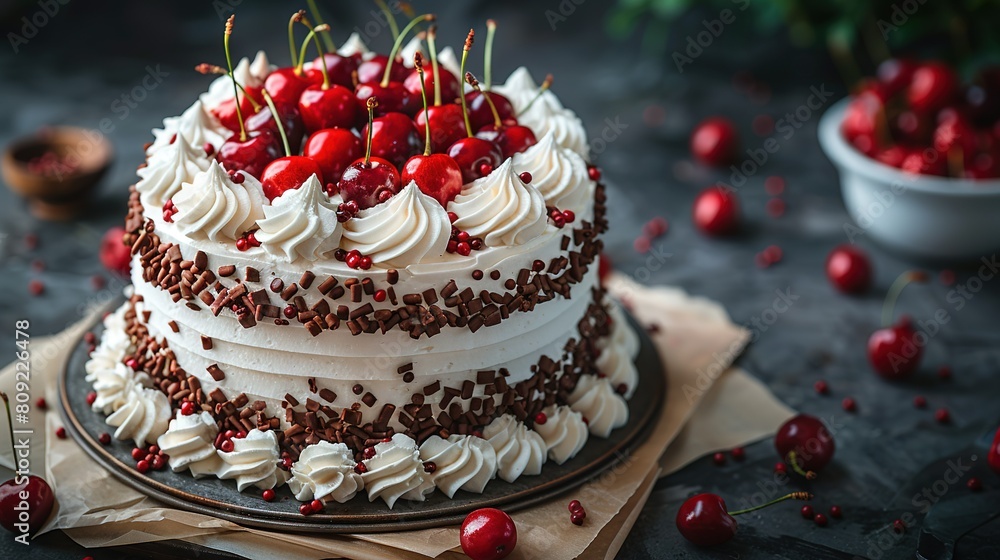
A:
139;19;595;272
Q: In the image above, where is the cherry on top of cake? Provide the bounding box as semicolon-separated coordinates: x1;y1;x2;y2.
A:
146;11;596;268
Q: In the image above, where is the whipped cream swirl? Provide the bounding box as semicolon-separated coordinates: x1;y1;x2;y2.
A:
482;415;547;483
217;429;288;492
595;305;640;398
255;175;342;261
341;182;451;267
533;405;588;464
567;376;629;438
520;102;590;160
172;161;265;242
248;50;273;83
400;36;423;68
361;433;434;508
511;132;593;213
419;435;498;497
156;411;222;478
148;99;229;157
494;66;564;114
105;386;171;447
86;361;150;415
337;33;370;58
449;159;547;247
138;136;211;206
288;441;364;503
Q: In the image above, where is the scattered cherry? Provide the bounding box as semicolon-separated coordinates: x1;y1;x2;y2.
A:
868;316;923;380
712;452;726;466
774;414;835;478
830;505;842;519
460;508;517;560
800;505;814;519
55;427;66;439
813;513;828;527
691;117;739;166
825;245;872;294
676;491;812;547
99;227;130;276
692;187;740;236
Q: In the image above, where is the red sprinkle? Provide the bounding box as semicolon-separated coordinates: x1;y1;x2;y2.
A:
813;513;828;527
262;489;275;502
766;198;785;218
534;412;547;425
814;380;829;395
587;166;601;181
829;505;842;519
633;236;651;254
86;392;97;405
730;447;746;461
967;477;983;491
800;504;814;519
519;171;532;184
310;499;324;513
373;289;387;303
136;460;150;474
934;408;950;424
774;462;787;475
299;503;313;516
913;396;927;409
28;280;44;296
643;216;669;238
893;519;906;534
764;176;785;196
180;401;196;416
99;432;111;445
842;397;857;412
712;452;726;466
568;500;582;512
35;397;46;410
131;447;145;460
55;427;66;439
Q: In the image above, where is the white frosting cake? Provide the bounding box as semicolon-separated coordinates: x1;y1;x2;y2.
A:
88;26;643;509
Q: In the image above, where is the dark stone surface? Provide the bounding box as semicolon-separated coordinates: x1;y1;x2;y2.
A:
1;1;998;559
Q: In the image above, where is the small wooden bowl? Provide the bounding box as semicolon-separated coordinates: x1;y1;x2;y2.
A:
2;127;114;221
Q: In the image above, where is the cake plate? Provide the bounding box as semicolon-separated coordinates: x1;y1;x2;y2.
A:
58;299;666;533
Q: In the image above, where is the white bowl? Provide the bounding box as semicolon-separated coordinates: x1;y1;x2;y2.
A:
818;98;1000;262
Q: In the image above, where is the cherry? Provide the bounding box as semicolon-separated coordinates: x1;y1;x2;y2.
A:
337;97;402;210
216;130;282;179
876;58;917;97
774;414;835;478
691;117;739;166
466;91;516;130
841;91;886;156
211;84;263;133
361;112;421;167
448;137;501;183
460;508;517;560
908;62;958;113
404;68;461;107
900;147;947;176
825;244;872;294
476;122;537;159
294;24;358;133
261;156;323;201
245;103;305;155
355;81;416;117
933;113;977;164
263;68;311;112
800;505;814;519
692;186;739;236
357;54;408;85
401;53;463;206
868;317;922;380
813;513;829;527
302;128;363;186
989;426;1000;476
99;226;130;276
830;505;843;519
417;104;467;154
0;393;55;536
311;52;358;89
676;492;812;547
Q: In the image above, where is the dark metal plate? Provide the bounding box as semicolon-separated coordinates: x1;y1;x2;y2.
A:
58;302;665;533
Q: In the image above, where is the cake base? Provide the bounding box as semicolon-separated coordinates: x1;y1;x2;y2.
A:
59;297;665;533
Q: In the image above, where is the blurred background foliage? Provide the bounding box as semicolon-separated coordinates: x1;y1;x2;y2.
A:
609;0;1000;75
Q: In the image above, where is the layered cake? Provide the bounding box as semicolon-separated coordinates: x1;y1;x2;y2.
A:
86;15;641;509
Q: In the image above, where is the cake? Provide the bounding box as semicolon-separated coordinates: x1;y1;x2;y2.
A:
85;14;641;509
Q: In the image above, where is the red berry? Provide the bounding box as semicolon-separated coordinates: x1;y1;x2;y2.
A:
131;447;145;460
423;461;437;474
562;210;575;223
570;511;585;526
813;513;828;527
893;519;906;534
148;445;159;455
967;477;982;492
136;460;150;474
633;236;651;254
299;503;313;516
354;463;367;474
364;446;377;460
86;392;97;405
460;508;517;560
28;280;44;296
236;237;249;252
913;396;927;408
151;455;166;470
830;505;842;519
359;256;373;270
814;380;830;395
518;171;532;184
262;489;275;502
730;447;746;461
587;166;601;181
568;500;582;512
373;289;387;303
691;117;739;166
534;412;547;425
35;398;46;410
456;242;471;257
692;187;740;236
800;505;814;519
774;462;787;475
825;245;872;294
712;452;726;466
934;408;950;424
180;401;196;416
311;499;324;513
54;427;66;439
842;397;857;412
99;433;111;445
220;439;235;453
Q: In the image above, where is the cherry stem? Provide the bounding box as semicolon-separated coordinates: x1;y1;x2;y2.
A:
467;72;501;129
364;97;378;165
427;25;442;106
374;0;400;40
881;270;929;327
223;15;247;142
297;23;331;89
196;64;260;111
381;14;435;88
288;11;305;69
483;19;496;91
0;392;15;464
517;74;553;117
414;53;432;157
786;451;818;480
260;89;291;158
728;492;813;516
306;0;335;52
459;29;474;136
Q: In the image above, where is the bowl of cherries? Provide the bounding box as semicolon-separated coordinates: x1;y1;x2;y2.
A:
818;59;1000;261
